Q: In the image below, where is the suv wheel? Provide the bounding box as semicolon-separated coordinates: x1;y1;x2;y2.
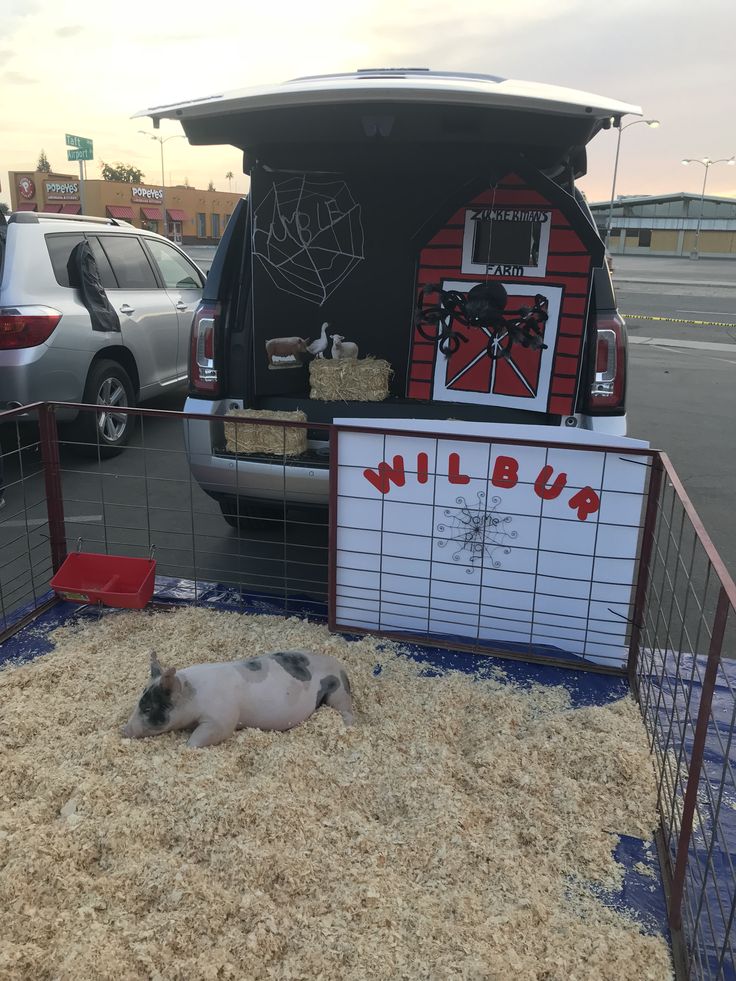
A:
67;360;136;457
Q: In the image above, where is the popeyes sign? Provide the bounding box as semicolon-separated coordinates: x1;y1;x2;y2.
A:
17;176;36;199
45;181;80;201
333;420;651;668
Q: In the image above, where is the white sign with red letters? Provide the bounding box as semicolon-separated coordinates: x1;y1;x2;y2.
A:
333;420;650;667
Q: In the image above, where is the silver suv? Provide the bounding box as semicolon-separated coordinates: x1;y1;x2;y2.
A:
0;211;204;453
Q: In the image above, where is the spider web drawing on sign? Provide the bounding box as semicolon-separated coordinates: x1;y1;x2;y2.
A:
436;492;517;574
252;176;365;306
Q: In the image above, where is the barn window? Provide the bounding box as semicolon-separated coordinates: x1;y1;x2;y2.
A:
461;208;552;276
471;218;542;267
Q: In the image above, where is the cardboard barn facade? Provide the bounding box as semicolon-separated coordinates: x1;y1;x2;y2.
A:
408;173;602;417
333;421;649;668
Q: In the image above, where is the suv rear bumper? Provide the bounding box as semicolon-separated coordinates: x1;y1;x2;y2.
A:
183;397;628;509
0;345;86;421
183;398;330;507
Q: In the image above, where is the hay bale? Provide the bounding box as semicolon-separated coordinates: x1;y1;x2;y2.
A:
224;408;307;456
310;357;391;402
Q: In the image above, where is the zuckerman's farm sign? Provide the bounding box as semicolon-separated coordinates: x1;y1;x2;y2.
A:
332;421;650;668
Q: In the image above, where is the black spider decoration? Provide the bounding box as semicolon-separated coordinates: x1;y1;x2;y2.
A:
416;281;549;360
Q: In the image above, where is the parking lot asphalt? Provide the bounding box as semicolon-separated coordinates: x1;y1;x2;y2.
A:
1;255;734;629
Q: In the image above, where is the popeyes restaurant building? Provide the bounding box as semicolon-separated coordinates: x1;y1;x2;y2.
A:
9;170;243;245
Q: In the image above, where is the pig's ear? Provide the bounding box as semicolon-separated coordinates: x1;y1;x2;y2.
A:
159;666;178;692
149;652;162;678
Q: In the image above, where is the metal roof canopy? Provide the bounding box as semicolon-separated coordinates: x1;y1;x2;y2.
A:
135;70;641;173
590;192;736;208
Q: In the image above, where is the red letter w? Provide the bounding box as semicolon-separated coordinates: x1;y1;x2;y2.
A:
363;455;406;494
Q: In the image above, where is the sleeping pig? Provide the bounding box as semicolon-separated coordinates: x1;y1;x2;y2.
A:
121;650;354;748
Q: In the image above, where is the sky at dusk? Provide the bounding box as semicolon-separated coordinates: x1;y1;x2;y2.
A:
2;0;734;206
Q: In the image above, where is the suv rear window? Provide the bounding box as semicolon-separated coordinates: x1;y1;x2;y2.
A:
96;235;158;289
46;233;86;287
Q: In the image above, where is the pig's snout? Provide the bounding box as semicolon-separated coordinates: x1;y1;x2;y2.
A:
121;718;144;739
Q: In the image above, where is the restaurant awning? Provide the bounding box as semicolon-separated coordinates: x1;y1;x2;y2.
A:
107;205;134;220
41;204;63;213
140;206;163;221
166;209;188;222
60;203;81;215
16;202;37;211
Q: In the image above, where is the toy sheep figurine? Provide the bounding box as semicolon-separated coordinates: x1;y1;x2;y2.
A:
331;334;359;360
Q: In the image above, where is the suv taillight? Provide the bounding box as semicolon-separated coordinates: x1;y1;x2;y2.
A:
584;312;627;414
190;300;221;396
0;306;62;350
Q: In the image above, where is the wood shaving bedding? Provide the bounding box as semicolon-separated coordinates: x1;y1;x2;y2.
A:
0;607;672;980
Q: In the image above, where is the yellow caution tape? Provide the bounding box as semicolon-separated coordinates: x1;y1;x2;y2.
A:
622;313;736;328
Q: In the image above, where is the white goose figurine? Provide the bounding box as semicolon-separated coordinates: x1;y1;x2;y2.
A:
307;322;329;359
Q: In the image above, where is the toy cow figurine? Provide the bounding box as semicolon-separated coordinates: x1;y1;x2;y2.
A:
265;336;309;367
122;651;355;748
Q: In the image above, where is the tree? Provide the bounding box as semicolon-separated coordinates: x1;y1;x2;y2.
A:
225;171;234;191
101;162;144;183
37;150;51;173
0;202;9;215
208;180;215;191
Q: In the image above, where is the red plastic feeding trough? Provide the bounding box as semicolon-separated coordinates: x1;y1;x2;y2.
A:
50;552;157;609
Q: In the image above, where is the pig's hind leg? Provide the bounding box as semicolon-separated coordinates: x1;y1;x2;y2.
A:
317;670;355;727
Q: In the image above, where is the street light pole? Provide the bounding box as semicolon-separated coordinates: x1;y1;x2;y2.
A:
138;131;187;239
681;156;735;259
604;118;660;250
160;138;166;238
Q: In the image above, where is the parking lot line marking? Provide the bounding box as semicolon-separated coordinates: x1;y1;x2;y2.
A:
677;309;736;318
623;313;736;328
0;514;103;529
629;336;736;353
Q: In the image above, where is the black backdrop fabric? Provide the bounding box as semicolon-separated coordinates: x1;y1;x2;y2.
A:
249;166;482;401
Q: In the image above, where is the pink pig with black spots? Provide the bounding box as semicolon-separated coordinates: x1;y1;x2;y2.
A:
122;650;354;748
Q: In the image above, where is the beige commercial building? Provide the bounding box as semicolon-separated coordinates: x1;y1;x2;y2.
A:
9;170;244;245
590;193;736;258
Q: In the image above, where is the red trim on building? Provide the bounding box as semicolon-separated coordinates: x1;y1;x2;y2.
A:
107;205;134;220
42;204;63;213
166;209;188;222
16;202;37;211
60;204;81;215
140;206;162;221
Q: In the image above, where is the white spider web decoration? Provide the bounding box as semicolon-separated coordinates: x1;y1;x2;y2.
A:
436;491;517;574
252;176;365;306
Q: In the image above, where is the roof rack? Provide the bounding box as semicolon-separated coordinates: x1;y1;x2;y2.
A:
9;212;124;227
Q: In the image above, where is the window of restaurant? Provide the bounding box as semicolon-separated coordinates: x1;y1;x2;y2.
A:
211;213;221;238
197;213;206;238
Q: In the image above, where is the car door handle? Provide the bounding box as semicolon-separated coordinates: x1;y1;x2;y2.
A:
119;304;135;315
175;301;188;311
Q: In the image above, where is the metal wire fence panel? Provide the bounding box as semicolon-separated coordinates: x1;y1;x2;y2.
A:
1;404;332;633
634;454;736;979
0;413;54;637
